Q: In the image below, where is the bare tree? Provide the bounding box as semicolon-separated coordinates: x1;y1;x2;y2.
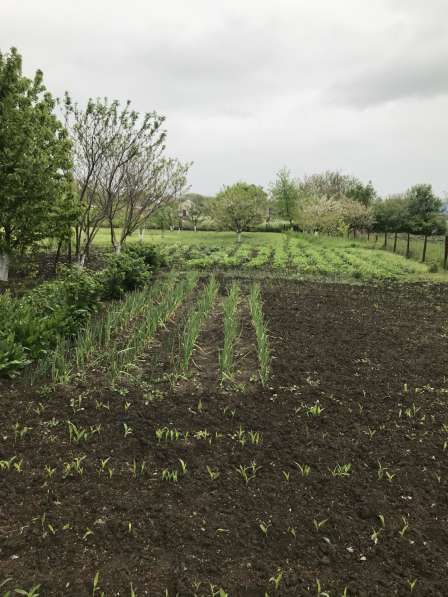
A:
64;95;122;263
64;95;185;261
109;150;190;251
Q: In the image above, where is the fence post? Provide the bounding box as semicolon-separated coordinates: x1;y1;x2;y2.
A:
406;233;410;258
422;235;428;262
444;235;448;269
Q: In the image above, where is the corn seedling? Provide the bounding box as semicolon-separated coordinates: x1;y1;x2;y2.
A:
282;471;290;481
269;570;283;590
371;527;382;545
13;586;41;597
206;466;220;480
128;459;146;478
13;459;23;473
259;521;271;536
287;526;297;538
248;284;270;386
296;462;311;477
377;461;387;480
364;427;377;439
92;571;105;597
13;422;32;442
407;579;417;592
236;461;260;484
155;427;183;442
316;578;331;597
307;401;324;416
123;423;133;437
329;463;352;478
404;402;421;418
44;465;56;478
63;455;86;478
193;429;209;441
399;516;409;538
162;468;178;482
313;518;328;532
0;456;17;471
67;421;96;444
248;430;262;444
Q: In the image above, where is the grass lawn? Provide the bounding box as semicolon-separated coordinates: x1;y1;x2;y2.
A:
93;228;284;248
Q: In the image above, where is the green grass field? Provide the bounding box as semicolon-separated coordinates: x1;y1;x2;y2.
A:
93;228;448;282
93;228;285;248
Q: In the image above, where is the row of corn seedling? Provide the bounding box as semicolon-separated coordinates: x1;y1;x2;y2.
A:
248;283;271;386
37;273;198;383
109;272;199;380
177;275;219;375
219;282;241;383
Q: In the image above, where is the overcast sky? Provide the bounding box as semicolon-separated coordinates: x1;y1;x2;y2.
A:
2;0;448;197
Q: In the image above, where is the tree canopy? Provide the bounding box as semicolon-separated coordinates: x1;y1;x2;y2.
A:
0;48;73;279
269;167;299;225
214;182;267;241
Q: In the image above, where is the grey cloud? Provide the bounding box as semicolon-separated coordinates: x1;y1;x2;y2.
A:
1;0;448;196
329;52;448;108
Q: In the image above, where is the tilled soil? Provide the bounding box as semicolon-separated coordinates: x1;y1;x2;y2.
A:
1;281;448;596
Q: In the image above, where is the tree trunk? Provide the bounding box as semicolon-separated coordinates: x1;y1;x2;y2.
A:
422;235;428;262
393;232;398;253
367;231;370;241
384;232;388;247
237;230;242;243
0;253;10;282
115;243;122;254
54;239;63;272
406;233;410;258
194;224;197;232
139;227;145;242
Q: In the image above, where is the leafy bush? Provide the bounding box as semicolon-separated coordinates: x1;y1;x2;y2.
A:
0;253;155;376
0;332;30;376
24;266;102;331
124;244;166;270
99;252;150;300
0;267;102;375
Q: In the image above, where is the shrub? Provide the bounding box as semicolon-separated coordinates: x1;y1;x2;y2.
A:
0;253;153;376
124;244;166;270
99;252;150;300
0;332;30;376
0;267;102;375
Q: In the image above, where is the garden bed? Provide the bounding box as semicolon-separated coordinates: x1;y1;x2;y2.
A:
1;280;448;595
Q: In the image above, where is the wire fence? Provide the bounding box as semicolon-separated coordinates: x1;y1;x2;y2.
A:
354;231;448;269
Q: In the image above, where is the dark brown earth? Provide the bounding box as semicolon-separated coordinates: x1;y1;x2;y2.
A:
1;280;448;596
